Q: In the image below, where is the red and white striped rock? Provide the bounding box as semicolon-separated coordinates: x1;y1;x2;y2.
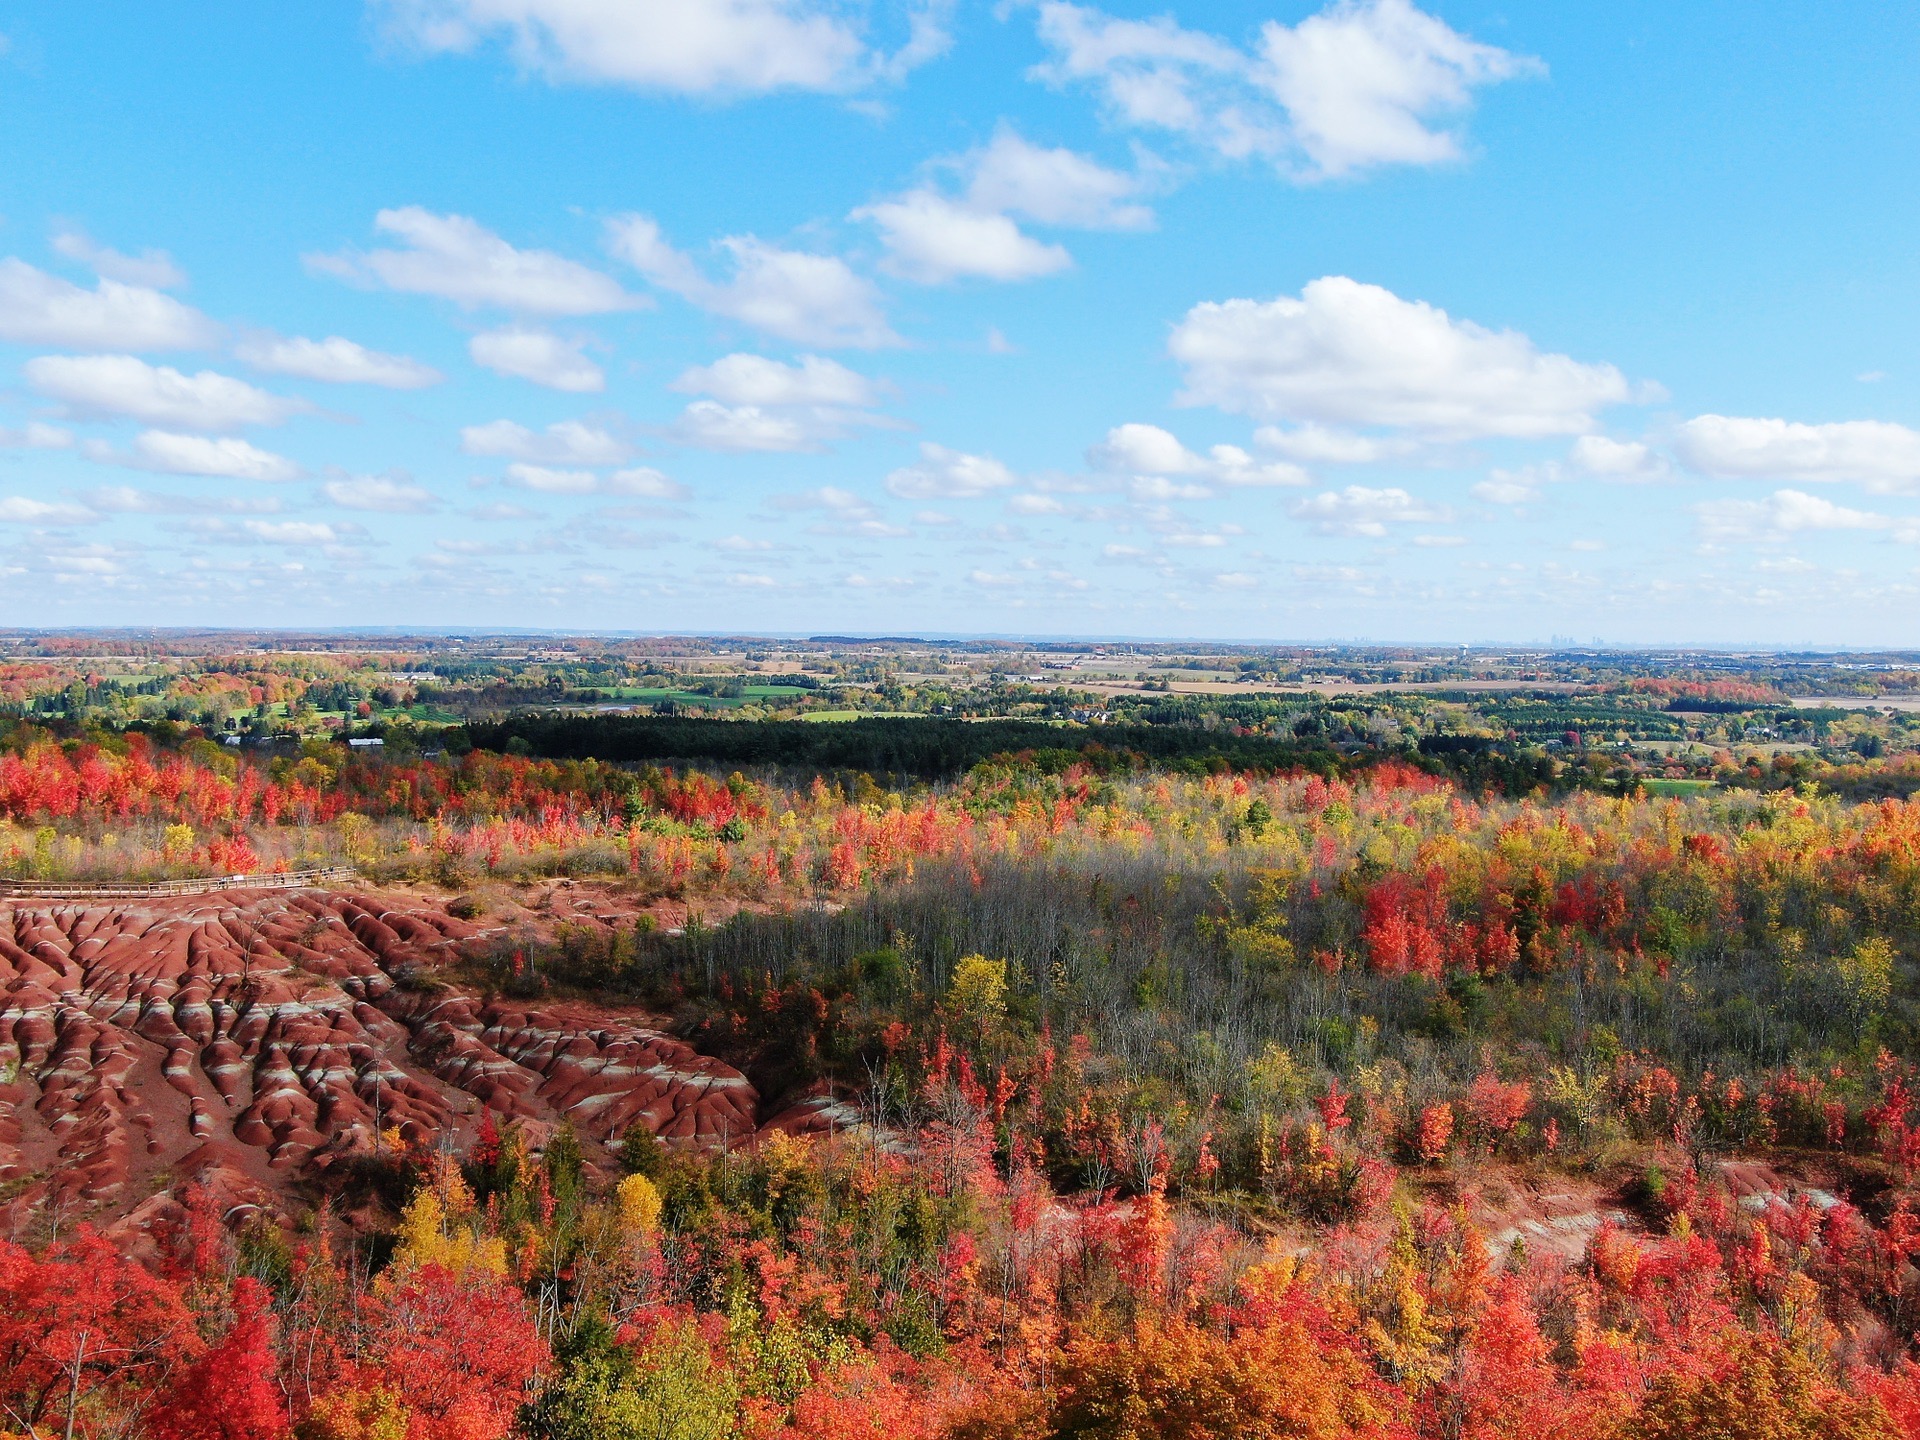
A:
0;888;760;1233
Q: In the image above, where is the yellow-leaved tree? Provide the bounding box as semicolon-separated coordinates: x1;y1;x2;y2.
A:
947;954;1008;1028
391;1157;506;1279
616;1172;662;1240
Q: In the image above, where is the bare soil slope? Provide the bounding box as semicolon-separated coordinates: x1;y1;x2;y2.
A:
0;887;758;1240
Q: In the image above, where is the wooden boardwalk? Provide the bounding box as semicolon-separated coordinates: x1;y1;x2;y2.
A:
0;865;358;901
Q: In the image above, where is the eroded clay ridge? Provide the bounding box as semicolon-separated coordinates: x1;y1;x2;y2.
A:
0;889;757;1224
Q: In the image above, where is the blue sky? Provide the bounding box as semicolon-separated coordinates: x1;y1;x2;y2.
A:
3;0;1919;644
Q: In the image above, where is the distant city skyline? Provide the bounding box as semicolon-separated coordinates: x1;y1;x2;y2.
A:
3;1;1919;643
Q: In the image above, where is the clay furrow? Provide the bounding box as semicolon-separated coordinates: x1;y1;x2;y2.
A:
0;888;765;1233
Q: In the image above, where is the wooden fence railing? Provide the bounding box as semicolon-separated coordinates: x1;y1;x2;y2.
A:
0;866;359;901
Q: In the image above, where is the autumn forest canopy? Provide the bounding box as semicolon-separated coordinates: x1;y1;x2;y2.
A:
8;633;1920;1439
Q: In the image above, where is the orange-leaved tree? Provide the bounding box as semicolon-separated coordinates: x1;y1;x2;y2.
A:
1616;1333;1895;1440
147;1276;289;1440
0;1228;201;1440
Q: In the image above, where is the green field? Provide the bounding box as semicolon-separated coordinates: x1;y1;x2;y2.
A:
596;688;744;708
797;709;921;723
587;684;814;707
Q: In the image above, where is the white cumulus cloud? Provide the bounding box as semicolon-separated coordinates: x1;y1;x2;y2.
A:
1171;276;1633;438
1674;415;1920;493
1089;422;1207;475
0;258;217;350
1290;483;1449;536
322;474;438;511
80;486;282;516
237;334;443;388
1257;0;1542;178
469;325;604;392
669;355;884;451
884;442;1019;499
85;430;301;482
0;423;74;450
0;496;97;525
1696;488;1896;543
244;519;341;545
856;127;1146;285
49;226;186;289
1029;0;1537;178
503;461;688;498
1088;422;1308;487
672;352;876;407
26;355;305;429
1030;4;1264;156
313;207;638;315
501;463;597;494
673;401;818;454
460;418;630;464
1471;472;1541;506
606;470;691;503
376;0;880;95
1009;493;1067;515
775;484;873;513
1129;475;1212;501
966;127;1152;229
43;549;128;578
1253;422;1411;464
607;214;894;348
1570;434;1670;482
769;484;907;537
858;190;1071;285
